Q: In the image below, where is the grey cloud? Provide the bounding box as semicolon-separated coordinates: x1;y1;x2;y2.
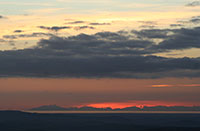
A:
177;16;200;25
2;26;200;78
186;1;200;6
38;26;71;31
3;35;17;39
3;32;54;39
37;33;154;56
0;39;15;46
74;26;95;30
190;18;200;24
138;21;157;25
14;30;24;33
0;49;200;78
133;29;171;39
0;39;6;42
154;27;200;50
0;29;200;78
67;21;86;24
0;15;6;19
138;21;157;29
132;26;200;50
89;23;111;25
170;24;183;27
95;32;128;41
139;25;155;29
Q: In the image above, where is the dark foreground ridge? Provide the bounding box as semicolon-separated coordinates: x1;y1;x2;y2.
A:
1;110;200;131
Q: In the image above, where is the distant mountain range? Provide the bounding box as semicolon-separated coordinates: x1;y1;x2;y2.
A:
29;105;200;111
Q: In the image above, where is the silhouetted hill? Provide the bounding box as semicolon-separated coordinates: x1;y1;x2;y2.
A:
31;105;68;111
29;105;200;111
30;105;113;111
142;106;200;111
120;106;141;111
1;110;200;131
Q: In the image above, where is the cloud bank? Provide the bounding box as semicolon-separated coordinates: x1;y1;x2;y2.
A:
1;26;200;78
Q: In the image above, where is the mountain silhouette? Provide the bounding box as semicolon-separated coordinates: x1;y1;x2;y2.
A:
29;105;200;111
31;105;68;111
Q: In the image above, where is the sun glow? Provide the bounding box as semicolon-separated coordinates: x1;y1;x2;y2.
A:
86;101;198;109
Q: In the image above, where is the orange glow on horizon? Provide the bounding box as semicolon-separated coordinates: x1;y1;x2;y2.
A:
151;85;173;88
152;84;200;88
0;78;200;110
86;101;199;109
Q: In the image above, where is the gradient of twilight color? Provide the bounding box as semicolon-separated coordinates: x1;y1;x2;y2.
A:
0;78;200;110
1;0;200;110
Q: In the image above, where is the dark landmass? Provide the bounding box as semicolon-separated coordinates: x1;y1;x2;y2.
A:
30;105;113;111
1;110;200;131
30;105;200;111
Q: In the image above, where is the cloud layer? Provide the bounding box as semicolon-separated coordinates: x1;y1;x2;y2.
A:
1;26;200;78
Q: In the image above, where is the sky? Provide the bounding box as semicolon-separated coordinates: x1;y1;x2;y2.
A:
0;0;200;110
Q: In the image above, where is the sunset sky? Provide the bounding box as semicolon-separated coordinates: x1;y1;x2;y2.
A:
1;0;200;110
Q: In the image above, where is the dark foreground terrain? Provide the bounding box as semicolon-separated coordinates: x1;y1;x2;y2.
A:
1;111;200;131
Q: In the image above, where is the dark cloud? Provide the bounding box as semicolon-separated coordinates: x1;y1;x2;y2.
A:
38;26;71;31
154;27;200;50
1;29;200;78
14;30;24;33
95;32;128;41
138;21;157;29
190;17;200;24
37;33;154;55
3;35;17;39
132;26;200;50
0;39;15;46
0;49;200;78
3;32;54;39
0;15;5;19
186;1;200;7
74;26;95;30
176;16;200;25
170;24;183;27
139;25;155;29
133;29;171;39
138;21;157;25
0;39;6;42
89;23;111;25
67;21;86;24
